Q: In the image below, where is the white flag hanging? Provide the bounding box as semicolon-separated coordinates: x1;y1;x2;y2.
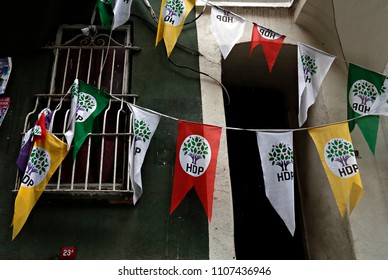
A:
370;77;388;115
256;131;295;236
112;0;133;30
210;6;245;59
128;104;160;205
64;79;79;151
298;42;335;126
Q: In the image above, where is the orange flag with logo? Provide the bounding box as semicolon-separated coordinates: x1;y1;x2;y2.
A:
308;122;364;217
249;24;285;73
12;131;68;240
155;0;196;57
170;120;222;221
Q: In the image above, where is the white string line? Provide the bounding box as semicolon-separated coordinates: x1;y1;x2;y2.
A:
110;93;370;132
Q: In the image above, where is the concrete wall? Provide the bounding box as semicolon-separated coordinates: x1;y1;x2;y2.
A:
197;0;388;259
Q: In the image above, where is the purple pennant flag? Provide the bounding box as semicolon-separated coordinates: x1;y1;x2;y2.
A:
16;129;33;173
16;109;52;173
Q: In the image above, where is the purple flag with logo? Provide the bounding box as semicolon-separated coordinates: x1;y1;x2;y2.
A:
16;109;52;173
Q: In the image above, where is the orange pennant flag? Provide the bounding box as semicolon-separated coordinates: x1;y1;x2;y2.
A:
249;24;285;73
170;120;222;221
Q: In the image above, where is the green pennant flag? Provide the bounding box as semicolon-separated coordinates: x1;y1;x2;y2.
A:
347;63;386;154
66;80;110;160
96;0;113;28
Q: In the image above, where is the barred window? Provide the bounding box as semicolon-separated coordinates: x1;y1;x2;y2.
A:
15;24;141;202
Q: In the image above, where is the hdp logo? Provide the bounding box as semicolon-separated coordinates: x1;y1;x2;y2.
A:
133;119;151;155
268;143;294;182
134;119;151;143
162;0;187;26
179;135;211;177
301;52;317;84
324;138;358;178
259;26;281;40
32;124;43;137
21;147;50;188
350;79;378;115
75;92;97;122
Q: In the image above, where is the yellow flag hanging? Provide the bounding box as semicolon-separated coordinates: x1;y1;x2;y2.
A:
155;0;195;57
308;122;364;217
12;131;68;240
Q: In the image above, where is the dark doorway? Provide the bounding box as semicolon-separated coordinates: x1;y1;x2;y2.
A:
224;86;306;260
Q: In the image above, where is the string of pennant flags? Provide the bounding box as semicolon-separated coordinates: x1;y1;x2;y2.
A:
10;1;388;239
12;70;388;240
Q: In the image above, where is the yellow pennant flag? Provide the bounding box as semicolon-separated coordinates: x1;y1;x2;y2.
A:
155;0;195;57
12;131;68;240
308;122;364;217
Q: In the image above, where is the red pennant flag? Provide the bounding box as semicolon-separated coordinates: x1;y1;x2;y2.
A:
33;113;47;142
249;24;285;72
170;120;222;221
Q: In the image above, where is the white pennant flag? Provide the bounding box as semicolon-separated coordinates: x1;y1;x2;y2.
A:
210;6;245;59
298;42;335;126
64;79;79;151
112;0;133;30
370;77;388;115
128;104;160;205
256;131;295;236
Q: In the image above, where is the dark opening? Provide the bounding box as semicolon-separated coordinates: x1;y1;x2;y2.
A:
224;85;305;260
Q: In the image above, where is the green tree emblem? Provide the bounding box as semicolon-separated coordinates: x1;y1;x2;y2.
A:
380;82;388;105
33;124;43;136
268;143;293;171
26;147;50;176
77;92;96;113
182;136;209;165
325;139;355;167
134;119;151;142
166;0;185;17
351;80;378;106
301;53;317;81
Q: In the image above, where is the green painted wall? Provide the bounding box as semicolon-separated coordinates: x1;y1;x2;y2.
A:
0;1;208;259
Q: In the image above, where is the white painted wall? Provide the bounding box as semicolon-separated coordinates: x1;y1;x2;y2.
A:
196;6;236;260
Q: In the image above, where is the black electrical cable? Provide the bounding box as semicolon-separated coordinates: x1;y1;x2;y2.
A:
135;0;231;105
168;57;231;105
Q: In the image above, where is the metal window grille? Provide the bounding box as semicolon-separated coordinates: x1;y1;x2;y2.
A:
15;24;141;201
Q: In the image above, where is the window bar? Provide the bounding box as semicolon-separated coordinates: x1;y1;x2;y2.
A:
68;48;83;191
123;26;131;95
55;109;70;190
61;48;71;95
126;101;134;192
84;135;92;191
97;48;111;190
113;101;124;190
120;111;129;191
70;152;76;190
49;48;59;94
49;94;63;131
124;31;133;192
23;97;39;132
75;48;82;81
99;99;111;190
83;47;94;190
111;49;120;190
98;48;108;190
